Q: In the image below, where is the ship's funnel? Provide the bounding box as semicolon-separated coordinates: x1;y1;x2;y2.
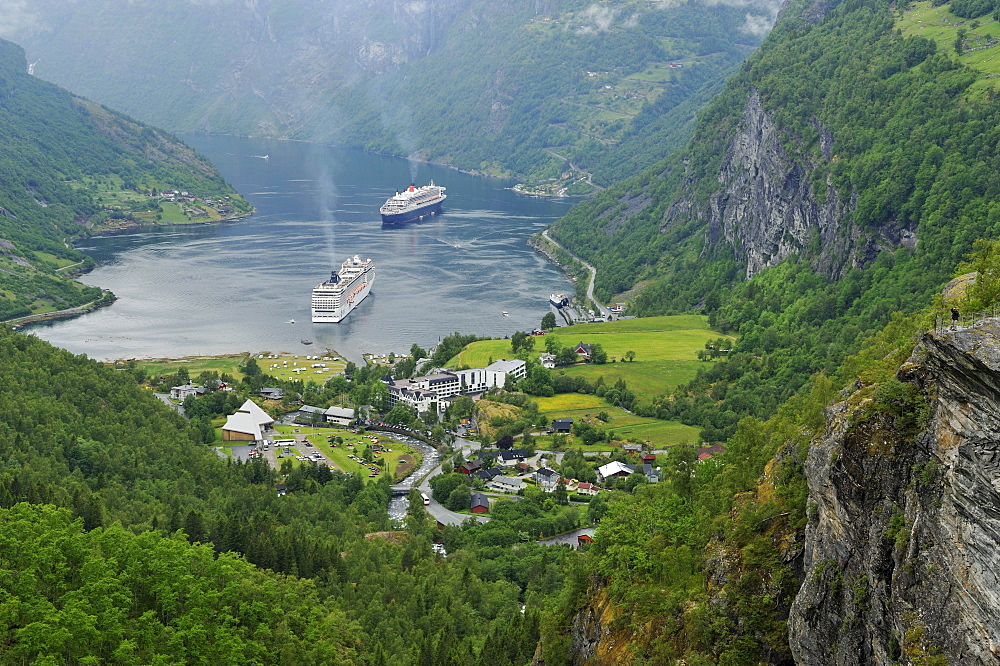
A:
408;184;416;192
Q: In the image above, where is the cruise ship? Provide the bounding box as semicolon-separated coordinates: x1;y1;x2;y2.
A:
311;255;375;323
380;181;446;225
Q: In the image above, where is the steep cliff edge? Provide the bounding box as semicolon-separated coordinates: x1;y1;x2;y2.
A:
663;88;916;281
790;320;1000;664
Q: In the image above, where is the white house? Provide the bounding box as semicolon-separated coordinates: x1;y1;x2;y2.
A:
539;353;557;369
488;476;525;494
170;383;203;401
325;406;355;425
596;461;633;483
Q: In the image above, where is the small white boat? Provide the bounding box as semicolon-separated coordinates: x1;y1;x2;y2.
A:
502;311;509;316
287;319;295;324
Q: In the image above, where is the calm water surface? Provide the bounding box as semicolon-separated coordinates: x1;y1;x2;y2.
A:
30;136;576;362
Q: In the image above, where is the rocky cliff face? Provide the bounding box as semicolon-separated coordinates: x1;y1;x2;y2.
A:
662;88;915;280
790;320;1000;664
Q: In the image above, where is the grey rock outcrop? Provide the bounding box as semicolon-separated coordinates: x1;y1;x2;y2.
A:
662;89;915;280
789;320;1000;664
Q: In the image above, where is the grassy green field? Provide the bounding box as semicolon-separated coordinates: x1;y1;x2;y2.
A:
127;351;346;384
448;315;724;366
129;353;251;379
533;395;701;448
555;360;704;400
898;2;1000;93
280;426;421;483
448;315;725;401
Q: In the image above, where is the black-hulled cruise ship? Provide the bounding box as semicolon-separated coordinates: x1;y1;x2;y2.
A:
380;181;446;225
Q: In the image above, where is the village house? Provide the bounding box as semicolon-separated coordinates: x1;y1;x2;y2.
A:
324;406;355;426
259;387;284;401
535;467;560;492
622;443;643;455
596;460;633;483
459;460;483;475
488;476;525;494
498;449;529;467
574;342;593;361
475;467;503;483
169;383;203;401
551;418;573;434
698;444;726;461
296;405;327;423
539;352;557;369
642;464;661;484
577;482;599;496
470;492;490;514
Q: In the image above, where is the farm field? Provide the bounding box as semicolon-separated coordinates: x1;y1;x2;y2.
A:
556;359;704;400
533;395;701;448
447;314;726;402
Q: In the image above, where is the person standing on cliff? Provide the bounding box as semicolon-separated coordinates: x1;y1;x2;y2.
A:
951;307;960;329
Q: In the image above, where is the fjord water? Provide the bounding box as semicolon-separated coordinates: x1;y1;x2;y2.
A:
30;135;576;362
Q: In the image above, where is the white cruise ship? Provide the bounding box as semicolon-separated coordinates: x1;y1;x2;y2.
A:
311;255;375;323
380;181;446;225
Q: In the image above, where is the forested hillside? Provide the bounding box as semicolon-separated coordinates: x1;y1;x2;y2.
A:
0;326;585;664
0;39;248;322
4;0;774;185
549;0;1000;440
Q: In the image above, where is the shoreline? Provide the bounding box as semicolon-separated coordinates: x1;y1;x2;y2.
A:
9;292;118;330
73;211;254;242
3;211;256;330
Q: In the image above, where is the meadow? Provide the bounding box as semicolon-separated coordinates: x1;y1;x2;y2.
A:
898;2;1000;93
448;314;726;401
533;394;701;448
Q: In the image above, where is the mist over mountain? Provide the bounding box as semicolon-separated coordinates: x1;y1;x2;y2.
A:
1;0;776;183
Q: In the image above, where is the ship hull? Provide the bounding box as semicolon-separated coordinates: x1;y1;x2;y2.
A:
312;265;375;323
381;199;444;225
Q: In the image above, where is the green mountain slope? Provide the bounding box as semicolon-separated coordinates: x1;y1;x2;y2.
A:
549;0;1000;438
0;326;567;664
5;0;773;185
0;39;249;322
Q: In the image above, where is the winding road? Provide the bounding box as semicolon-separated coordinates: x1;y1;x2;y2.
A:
541;229;611;319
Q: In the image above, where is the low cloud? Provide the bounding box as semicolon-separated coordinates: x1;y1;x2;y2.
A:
0;0;37;37
576;4;618;35
741;12;776;36
404;1;429;15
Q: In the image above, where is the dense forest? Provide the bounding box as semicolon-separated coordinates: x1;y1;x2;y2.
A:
0;326;589;663
0;39;248;321
6;0;771;185
549;0;1000;440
